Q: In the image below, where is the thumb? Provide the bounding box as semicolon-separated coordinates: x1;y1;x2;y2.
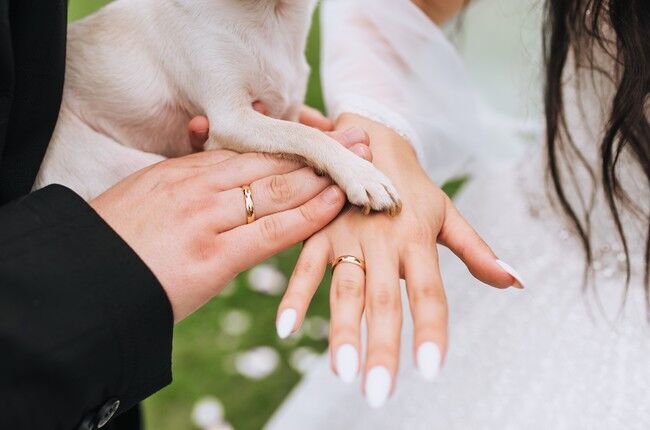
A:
437;197;524;289
326;127;372;161
299;105;334;131
188;116;210;151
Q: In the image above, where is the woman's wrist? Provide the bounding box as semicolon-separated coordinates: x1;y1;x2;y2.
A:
336;113;428;186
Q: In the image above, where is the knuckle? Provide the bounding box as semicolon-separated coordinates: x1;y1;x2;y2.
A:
293;259;321;279
371;218;392;236
416;301;448;326
283;289;310;306
148;162;171;182
156;165;188;187
429;300;448;317
298;202;318;224
260;216;284;243
371;342;397;355
369;286;399;310
397;213;433;243
411;285;441;304
161;182;180;200
259;152;283;167
455;238;473;262
180;195;214;218
334;277;363;300
268;174;294;204
155;158;176;171
413;223;435;244
329;325;359;342
189;236;216;263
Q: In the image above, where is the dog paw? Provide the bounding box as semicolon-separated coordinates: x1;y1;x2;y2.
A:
335;160;402;216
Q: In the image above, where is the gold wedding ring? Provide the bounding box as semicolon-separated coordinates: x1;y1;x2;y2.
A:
332;255;366;272
242;185;255;224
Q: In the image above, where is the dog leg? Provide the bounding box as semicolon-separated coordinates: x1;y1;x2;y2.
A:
207;108;402;215
35;109;166;200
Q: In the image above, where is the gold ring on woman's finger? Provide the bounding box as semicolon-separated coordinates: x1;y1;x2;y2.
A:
332;255;366;272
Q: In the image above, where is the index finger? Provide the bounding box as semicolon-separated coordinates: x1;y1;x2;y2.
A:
193;127;372;190
195;152;305;190
438;197;524;289
300;105;334;131
174;148;239;167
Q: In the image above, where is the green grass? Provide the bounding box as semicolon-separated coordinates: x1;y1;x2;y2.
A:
67;3;466;428
144;248;333;430
68;0;112;21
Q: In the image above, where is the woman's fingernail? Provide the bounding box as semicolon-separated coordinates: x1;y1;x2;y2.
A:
343;126;367;144
365;366;391;408
276;308;297;339
335;344;359;384
416;342;441;381
323;186;343;204
496;260;525;289
350;144;372;160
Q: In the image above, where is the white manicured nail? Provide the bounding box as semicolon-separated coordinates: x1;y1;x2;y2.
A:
335;344;359;384
417;342;441;381
365;366;391;408
496;260;525;289
276;308;297;339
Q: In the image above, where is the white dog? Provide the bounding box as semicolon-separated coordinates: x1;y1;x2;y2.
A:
34;0;401;214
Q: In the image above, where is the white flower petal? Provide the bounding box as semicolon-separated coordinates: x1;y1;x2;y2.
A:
304;316;330;341
247;264;287;295
235;346;280;379
220;309;252;336
191;396;224;429
289;347;320;374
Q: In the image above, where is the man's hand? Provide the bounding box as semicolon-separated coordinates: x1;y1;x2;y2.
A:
90;116;370;322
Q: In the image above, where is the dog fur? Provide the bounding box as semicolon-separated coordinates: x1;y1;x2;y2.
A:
34;0;401;213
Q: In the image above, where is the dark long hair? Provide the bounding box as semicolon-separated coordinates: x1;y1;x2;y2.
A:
543;1;650;297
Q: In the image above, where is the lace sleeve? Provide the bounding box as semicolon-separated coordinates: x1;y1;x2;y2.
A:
320;0;493;181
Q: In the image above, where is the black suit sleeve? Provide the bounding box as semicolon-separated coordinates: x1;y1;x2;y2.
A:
0;185;173;429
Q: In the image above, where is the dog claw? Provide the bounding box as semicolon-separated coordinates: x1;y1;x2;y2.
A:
334;158;402;217
388;202;402;217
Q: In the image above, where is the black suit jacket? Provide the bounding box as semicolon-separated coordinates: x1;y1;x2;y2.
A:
0;1;174;429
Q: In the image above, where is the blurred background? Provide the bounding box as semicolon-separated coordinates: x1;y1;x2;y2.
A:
68;1;542;429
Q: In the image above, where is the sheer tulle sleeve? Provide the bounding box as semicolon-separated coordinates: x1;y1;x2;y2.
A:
320;0;494;182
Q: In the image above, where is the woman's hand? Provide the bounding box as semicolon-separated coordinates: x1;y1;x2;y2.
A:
90;121;370;323
276;114;524;407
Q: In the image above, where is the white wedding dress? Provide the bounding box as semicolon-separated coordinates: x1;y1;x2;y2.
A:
268;0;650;429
